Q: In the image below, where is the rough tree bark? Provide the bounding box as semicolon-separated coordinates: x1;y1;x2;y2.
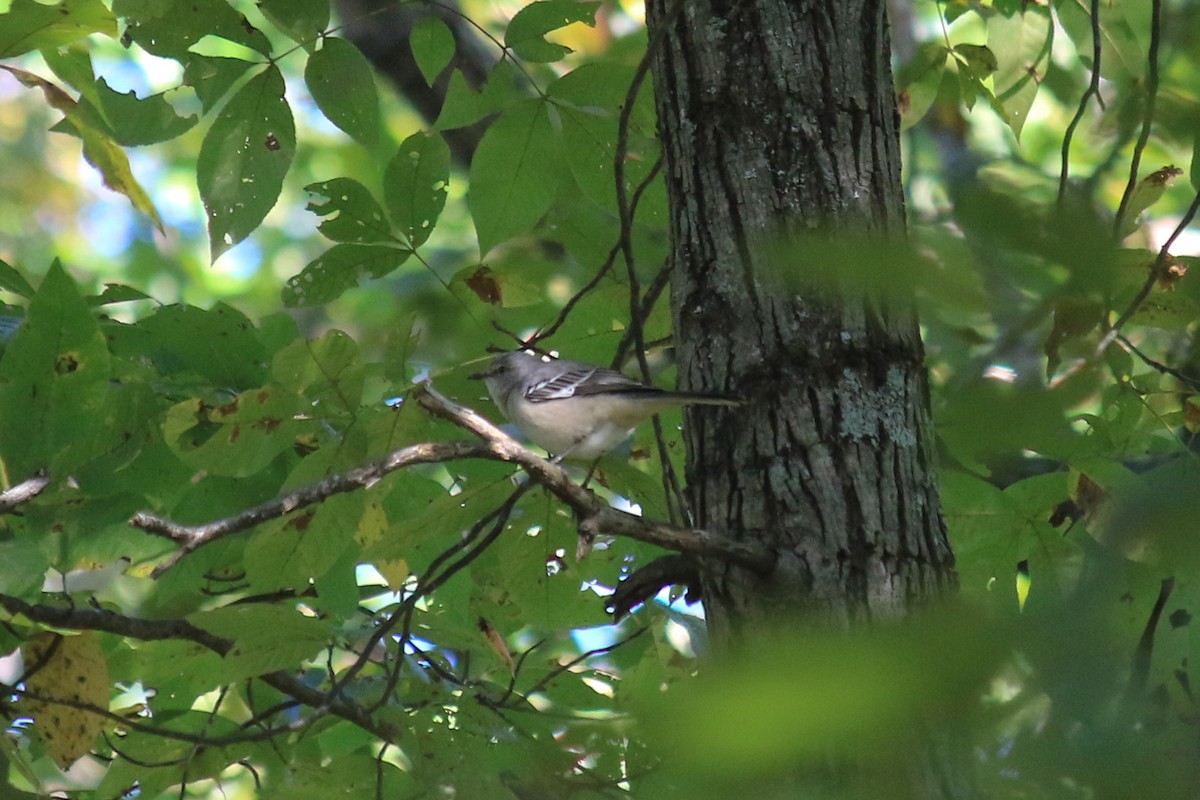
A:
646;0;969;795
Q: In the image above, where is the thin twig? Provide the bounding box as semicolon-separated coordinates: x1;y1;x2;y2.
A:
1116;333;1200;389
535;156;664;342
520;625;650;699
536;0;675;345
1094;188;1200;357
132;386;774;579
134;440;493;575
1057;0;1102;206
1111;0;1162;238
381;483;532;710
415;385;777;572
0;595;398;741
613;258;671;366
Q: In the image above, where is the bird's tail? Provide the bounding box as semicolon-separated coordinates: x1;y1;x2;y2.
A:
664;391;745;407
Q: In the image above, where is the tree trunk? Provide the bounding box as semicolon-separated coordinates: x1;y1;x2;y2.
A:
646;0;968;794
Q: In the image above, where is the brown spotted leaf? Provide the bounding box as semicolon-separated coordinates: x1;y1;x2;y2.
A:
21;631;110;769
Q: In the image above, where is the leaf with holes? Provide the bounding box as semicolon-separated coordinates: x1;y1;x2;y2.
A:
305;178;394;244
283;244;411;307
504;0;600;63
0;261;115;476
197;65;296;262
383;132;450;248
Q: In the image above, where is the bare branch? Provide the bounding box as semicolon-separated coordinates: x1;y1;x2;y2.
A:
608;554;700;621
0;472;50;514
0;594;399;741
134;440;493;576
132;388;774;578
415;385;777;573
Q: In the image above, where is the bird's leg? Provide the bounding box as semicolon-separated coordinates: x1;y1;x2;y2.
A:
580;457;602;490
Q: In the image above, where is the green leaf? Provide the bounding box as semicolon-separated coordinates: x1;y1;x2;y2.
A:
1192;136;1200;193
113;0;271;60
161;386;304;477
88;283;152;306
271;330;364;408
504;0;600;63
955;44;998;76
43;47;197;145
469;99;561;255
183;55;254;112
989;6;1053;138
363;477;516;565
305;178;393;244
1118;165;1184;238
197;65;296;262
259;754;417;799
282;244;411;308
132;303;269;388
383;132;450;248
258;0;330;47
1054;0;1145;82
411;16;456;85
954;41;998;109
0;262;111;476
1128;290;1200;330
245;493;360;590
77;117;165;228
0;540;49;598
435;60;523;132
188;604;333;683
304;37;380;148
0;0;115;58
896;43;949;130
548;64;661;213
637;609;1006;771
0;259;36;298
93;80;197;146
944;471;1073;597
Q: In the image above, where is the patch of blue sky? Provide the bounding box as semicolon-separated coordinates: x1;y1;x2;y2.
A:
570;584;703;653
93;46;185;96
80;198;135;258
153;178;205;236
215;238;263;280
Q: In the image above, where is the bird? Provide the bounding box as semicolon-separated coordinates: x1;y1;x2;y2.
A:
470;350;742;461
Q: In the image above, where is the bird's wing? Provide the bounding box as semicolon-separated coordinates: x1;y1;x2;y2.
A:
525;366;655;402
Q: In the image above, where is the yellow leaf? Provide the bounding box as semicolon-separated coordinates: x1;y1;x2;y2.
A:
374;559;409;588
21;632;110;769
354;499;388;546
0;65;163;231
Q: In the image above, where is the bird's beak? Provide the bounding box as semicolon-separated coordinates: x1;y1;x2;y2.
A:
468;368;490;380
